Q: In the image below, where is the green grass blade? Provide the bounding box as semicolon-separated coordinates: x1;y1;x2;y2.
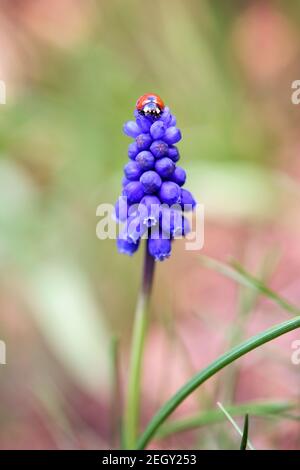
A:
156;401;293;439
217;402;254;450
199;255;300;316
137;316;300;449
240;414;249;450
232;261;300;316
279;413;300;421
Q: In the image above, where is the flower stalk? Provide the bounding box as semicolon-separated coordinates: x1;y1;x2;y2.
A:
124;242;155;449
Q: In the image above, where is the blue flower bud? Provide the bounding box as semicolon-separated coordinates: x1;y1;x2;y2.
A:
140;195;161;207
161;109;176;128
140;170;162;194
164;126;182;145
169;115;176;127
150;121;165;140
123;121;141;138
139;195;160;227
123;181;145;204
128;141;139;160
128;203;139;218
124;161;143;180
159;181;181;205
122;176;131;187
136;115;152;132
181;216;191;236
148;236;171;261
172;216;190;238
160;207;177;238
161;208;190;238
150;140;169;159
117;235;140;256
160;107;171;126
126;215;148;243
114;196;128;222
135;151;155;170
181;188;196;210
155;157;175;179
170;166;186;186
136;133;152;151
168;145;180;162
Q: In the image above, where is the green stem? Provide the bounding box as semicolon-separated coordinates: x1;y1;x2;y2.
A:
124;244;155;449
137;316;300;449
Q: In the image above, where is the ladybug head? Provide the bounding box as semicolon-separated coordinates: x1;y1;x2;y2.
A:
136;93;165;118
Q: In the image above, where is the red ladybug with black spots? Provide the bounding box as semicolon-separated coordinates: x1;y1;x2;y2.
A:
136;93;165;118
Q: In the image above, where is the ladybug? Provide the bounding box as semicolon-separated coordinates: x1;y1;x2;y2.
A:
136;93;165;118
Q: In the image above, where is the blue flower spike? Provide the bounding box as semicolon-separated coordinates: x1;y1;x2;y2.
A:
116;93;196;261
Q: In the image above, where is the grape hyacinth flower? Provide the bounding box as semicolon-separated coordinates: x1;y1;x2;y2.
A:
118;94;196;449
115;93;196;262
